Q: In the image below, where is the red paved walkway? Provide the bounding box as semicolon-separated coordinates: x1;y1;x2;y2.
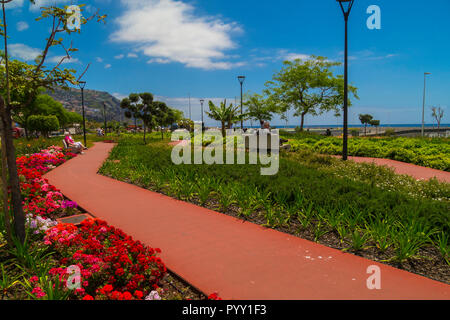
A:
333;156;450;183
44;143;450;300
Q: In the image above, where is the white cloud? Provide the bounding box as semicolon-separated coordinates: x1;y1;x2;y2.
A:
104;64;112;69
344;50;398;61
4;0;24;10
148;58;171;64
127;53;138;58
16;21;29;31
48;55;80;64
110;0;243;70
282;52;311;61
114;54;125;59
9;43;41;61
29;0;70;11
112;93;128;101
96;57;103;63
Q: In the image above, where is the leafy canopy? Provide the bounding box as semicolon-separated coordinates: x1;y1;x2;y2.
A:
264;56;358;130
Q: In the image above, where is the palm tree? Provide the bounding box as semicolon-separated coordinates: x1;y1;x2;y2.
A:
206;99;242;136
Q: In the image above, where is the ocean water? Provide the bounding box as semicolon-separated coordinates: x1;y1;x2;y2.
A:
266;124;450;129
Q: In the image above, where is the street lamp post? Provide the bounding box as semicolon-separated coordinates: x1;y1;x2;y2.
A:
238;76;246;130
200;99;205;125
103;102;108;136
337;0;355;161
188;93;191;120
78;81;87;147
422;72;431;137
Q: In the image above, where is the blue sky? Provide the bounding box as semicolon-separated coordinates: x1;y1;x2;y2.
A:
4;0;450;127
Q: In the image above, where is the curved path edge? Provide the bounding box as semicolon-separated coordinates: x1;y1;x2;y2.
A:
44;143;450;300
330;155;450;183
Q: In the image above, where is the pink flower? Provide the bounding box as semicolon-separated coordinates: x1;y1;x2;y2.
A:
145;291;161;300
31;286;46;299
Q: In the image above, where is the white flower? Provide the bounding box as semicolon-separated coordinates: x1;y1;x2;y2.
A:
145;291;161;300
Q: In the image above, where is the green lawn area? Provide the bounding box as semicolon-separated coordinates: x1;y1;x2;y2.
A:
281;131;450;171
99;135;449;283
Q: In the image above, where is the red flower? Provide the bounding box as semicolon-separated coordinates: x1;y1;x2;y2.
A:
82;295;94;300
134;290;144;299
122;292;133;300
115;268;125;276
111;291;123;300
208;292;222;300
102;284;113;294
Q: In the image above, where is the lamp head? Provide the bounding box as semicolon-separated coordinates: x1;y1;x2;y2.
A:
78;81;86;89
237;75;246;84
200;99;204;104
337;0;355;15
424;72;431;75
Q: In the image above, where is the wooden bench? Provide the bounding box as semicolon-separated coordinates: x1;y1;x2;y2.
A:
62;139;81;154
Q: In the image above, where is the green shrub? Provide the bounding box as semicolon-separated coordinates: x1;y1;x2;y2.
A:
27;115;60;137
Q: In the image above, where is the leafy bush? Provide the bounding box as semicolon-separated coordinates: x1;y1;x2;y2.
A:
27;115;60;137
288;135;450;171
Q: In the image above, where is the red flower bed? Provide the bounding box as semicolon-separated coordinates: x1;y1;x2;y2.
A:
44;219;167;300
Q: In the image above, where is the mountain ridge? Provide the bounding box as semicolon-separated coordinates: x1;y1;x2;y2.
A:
46;87;125;123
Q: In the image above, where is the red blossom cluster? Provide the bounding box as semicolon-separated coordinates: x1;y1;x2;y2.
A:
16;146;76;219
43;219;167;300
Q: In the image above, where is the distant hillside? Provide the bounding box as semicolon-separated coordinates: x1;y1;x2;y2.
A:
46;87;126;123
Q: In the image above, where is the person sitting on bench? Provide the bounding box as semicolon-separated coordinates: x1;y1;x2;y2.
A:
64;132;87;153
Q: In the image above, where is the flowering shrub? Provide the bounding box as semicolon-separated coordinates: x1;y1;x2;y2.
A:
42;219;167;300
16;146;76;219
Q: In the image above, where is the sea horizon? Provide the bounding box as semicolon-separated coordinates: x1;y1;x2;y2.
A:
265;124;450;129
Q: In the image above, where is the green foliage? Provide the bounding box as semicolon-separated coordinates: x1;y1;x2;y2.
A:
27;115;60;137
244;92;273;128
264;56;358;130
206;99;243;136
288;135;450;171
1;264;23;299
121;93;179;142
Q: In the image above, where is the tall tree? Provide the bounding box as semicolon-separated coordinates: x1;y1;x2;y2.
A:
244;93;274;128
120;93;141;129
121;93;157;143
431;106;444;131
359;114;373;136
265;56;358;131
369;119;380;135
12;93;75;136
0;1;106;243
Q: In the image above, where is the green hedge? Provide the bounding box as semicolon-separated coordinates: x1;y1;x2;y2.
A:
289;136;450;171
27;115;60;137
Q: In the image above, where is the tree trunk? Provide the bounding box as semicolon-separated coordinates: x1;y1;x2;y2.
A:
221;122;226;137
300;113;306;131
143;123;146;144
0;99;25;242
0;113;12;246
259;119;264;129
